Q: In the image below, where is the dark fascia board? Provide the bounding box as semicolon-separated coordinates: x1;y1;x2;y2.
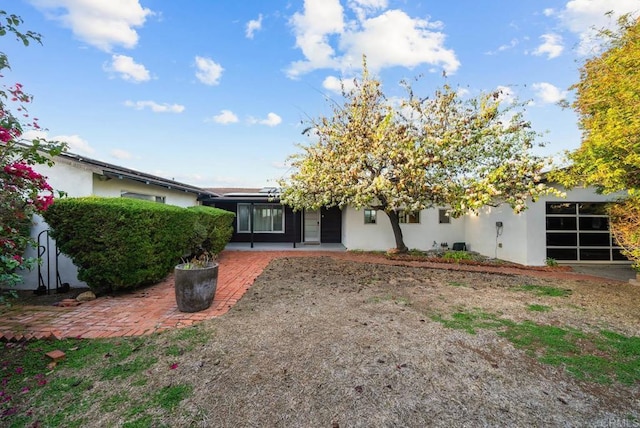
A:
58;152;220;199
202;196;282;204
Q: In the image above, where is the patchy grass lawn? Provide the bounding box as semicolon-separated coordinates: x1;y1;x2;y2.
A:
1;256;639;427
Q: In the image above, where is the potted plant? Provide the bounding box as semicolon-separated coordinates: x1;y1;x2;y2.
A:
174;252;219;313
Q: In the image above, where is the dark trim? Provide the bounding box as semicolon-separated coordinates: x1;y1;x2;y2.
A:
56;151;218;199
204;199;337;245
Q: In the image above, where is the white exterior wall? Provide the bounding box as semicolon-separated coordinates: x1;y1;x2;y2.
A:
342;206;466;251
17;161;201;290
92;178;199;207
465;186;625;266
464;206;530;265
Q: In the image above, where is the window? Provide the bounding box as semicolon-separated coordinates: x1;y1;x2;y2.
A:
438;209;450;224
237;204;284;233
398;210;420;224
364;209;377;224
121;191;165;203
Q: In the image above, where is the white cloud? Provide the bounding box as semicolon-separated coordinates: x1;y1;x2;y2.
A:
287;0;459;78
322;75;357;93
59;134;95;154
20;129;47;143
557;0;640;55
124;100;185;113
533;33;564;59
288;0;345;77
28;0;153;51
543;8;555;17
250;112;282;127
486;38;519;55
21;130;95;155
456;87;470;97
104;54;151;82
246;14;263;39
496;85;516;104
347;0;388;21
260;112;282;126
195;56;224;85
111;149;133;160
211;110;239;124
532;82;567;104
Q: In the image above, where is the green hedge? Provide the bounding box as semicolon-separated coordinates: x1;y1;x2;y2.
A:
186;205;235;256
43;197;234;294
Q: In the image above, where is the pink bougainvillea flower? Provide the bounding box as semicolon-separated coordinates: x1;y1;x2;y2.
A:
35;194;54;211
14;367;23;375
170;363;178;370
0;127;12;143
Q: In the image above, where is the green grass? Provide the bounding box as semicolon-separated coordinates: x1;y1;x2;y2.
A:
0;327;208;427
154;384;193;410
527;304;552;312
515;284;572;297
431;310;508;334
433;309;640;385
442;250;473;262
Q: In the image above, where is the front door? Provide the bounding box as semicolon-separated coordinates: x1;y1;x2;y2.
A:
304;209;320;243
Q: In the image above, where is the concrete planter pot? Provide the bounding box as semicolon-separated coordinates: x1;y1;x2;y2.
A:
174;262;219;313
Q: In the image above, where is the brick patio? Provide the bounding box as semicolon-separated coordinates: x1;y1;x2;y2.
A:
0;250;622;341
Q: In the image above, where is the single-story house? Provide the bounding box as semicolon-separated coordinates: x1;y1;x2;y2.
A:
15;153;630;292
203;185;629;267
17;151;219;291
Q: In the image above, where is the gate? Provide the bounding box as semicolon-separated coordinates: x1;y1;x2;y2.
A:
36;229;65;294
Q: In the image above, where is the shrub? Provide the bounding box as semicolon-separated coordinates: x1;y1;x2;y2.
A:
186;205;234;257
608;197;640;271
442;250;473;262
43;197;223;294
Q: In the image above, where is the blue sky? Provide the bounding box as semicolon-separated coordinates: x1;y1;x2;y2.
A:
4;0;640;188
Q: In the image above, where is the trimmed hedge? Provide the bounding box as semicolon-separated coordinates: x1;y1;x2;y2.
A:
42;197;234;294
186;205;234;257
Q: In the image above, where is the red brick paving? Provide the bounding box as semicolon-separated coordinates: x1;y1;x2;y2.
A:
0;250;622;341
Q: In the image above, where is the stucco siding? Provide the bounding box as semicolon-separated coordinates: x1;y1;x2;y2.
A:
93;177;199;207
465;206;529;265
466;186;626;266
342;206;465;251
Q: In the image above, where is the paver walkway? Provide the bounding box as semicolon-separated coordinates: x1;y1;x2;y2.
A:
0;250;625;341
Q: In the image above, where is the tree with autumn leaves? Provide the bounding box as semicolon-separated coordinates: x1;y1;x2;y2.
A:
0;11;66;289
279;62;556;253
551;14;640;269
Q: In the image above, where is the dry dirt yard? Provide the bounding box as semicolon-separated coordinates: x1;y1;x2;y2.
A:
156;256;640;427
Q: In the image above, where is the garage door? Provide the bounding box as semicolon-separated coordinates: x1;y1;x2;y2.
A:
545;202;628;262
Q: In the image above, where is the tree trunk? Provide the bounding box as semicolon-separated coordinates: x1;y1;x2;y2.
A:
385;210;408;253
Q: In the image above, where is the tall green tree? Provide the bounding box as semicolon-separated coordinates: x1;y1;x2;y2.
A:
279;62;556;252
552;14;640;194
550;14;640;268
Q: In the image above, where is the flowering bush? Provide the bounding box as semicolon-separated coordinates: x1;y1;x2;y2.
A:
0;11;66;291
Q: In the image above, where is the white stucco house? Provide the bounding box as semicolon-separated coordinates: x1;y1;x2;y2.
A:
342;185;627;266
15;151;630;292
205;185;629;267
18;151;218;291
